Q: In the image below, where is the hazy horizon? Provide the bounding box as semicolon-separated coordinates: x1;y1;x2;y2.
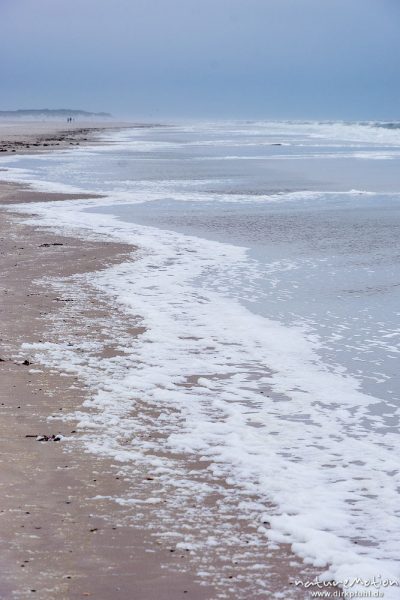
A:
1;0;399;121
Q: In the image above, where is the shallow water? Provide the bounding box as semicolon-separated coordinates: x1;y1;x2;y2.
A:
92;194;400;417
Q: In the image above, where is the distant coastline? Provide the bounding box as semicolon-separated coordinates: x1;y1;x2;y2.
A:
0;108;112;119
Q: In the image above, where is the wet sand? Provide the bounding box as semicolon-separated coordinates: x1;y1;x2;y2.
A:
0;120;136;155
0;125;336;599
0;203;223;599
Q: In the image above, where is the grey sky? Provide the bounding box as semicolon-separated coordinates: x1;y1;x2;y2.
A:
0;0;399;119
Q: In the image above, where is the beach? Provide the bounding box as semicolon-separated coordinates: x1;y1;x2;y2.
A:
2;0;399;596
2;119;400;598
0;123;327;599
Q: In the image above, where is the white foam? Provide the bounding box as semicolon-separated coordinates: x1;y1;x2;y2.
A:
0;161;94;195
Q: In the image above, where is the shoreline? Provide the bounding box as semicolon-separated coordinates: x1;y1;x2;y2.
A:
0;119;145;155
0;124;333;598
0;192;223;599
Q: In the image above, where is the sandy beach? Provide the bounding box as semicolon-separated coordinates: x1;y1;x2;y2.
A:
2;0;398;595
0;123;333;599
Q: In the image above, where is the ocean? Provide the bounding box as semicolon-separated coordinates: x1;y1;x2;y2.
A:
2;120;400;596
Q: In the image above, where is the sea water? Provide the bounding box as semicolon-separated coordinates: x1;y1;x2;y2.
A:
2;121;400;594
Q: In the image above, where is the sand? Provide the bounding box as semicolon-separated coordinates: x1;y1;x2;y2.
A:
0;123;337;599
0;120;136;155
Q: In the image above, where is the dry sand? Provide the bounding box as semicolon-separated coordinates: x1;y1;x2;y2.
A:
0;124;337;599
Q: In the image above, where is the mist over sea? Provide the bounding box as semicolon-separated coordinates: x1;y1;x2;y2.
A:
2;120;400;593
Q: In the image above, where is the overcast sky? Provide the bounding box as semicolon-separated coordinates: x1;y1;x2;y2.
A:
0;0;399;119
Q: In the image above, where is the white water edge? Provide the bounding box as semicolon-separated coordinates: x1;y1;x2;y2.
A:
1;123;400;598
